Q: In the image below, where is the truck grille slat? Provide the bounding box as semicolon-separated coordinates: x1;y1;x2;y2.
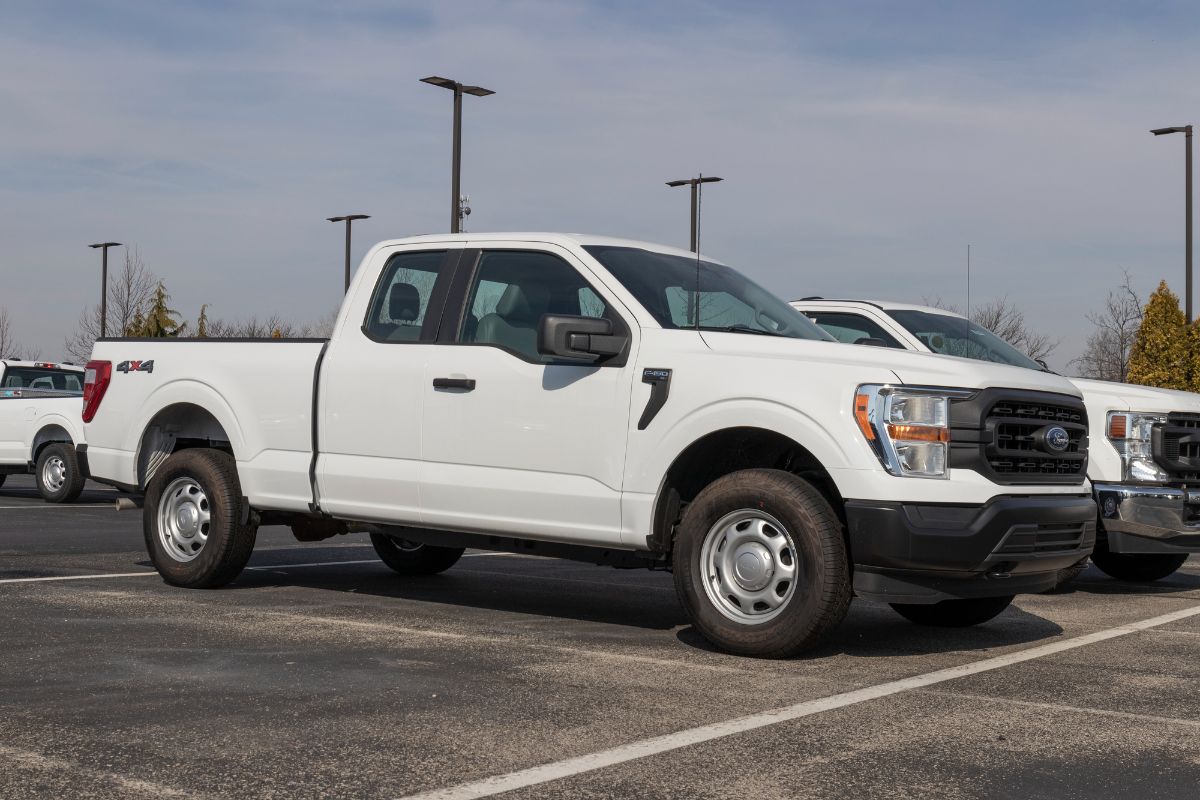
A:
1154;413;1200;480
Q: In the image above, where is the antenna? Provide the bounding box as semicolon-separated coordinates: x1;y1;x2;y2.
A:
695;174;703;330
966;243;971;318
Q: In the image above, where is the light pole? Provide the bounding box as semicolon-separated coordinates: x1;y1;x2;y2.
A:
327;214;370;293
666;175;723;252
420;76;494;233
88;242;121;337
1152;125;1193;322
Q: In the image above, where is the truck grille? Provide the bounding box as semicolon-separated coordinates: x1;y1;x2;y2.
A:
1153;413;1200;481
949;389;1090;486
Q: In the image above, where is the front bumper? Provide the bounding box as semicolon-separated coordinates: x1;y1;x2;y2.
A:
845;494;1097;604
1094;482;1200;554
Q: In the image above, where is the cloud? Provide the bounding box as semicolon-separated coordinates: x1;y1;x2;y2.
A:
1;1;1198;370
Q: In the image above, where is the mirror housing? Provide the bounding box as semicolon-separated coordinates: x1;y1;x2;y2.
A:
538;315;628;362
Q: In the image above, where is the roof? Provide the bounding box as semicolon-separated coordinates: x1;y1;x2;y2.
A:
370;232;706;262
789;298;968;318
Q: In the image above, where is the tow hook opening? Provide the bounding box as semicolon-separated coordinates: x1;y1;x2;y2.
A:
987;562;1017;578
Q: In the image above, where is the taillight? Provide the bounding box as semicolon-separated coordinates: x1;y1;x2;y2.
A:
82;360;112;423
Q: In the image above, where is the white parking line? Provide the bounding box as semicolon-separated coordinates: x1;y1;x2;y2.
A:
395;602;1200;800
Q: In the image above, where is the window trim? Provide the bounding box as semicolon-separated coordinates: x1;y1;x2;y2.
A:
442;248;633;368
802;310;905;349
359;248;463;345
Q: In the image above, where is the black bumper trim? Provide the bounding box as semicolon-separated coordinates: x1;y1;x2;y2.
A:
846;495;1097;601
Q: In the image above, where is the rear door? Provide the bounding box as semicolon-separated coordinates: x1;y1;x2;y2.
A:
316;245;465;522
418;243;639;546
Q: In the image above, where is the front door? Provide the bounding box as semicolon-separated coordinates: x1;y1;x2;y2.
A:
419;245;639;546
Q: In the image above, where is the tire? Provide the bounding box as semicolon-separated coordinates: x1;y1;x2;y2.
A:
890;595;1013;627
672;468;852;658
144;449;257;588
370;533;464;575
35;442;85;503
1090;550;1188;582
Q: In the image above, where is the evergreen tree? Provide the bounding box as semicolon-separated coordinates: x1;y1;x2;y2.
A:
125;310;145;337
196;304;209;338
133;282;182;338
1127;280;1190;390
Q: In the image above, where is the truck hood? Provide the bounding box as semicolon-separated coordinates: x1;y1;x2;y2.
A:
1071;377;1200;415
699;333;1083;396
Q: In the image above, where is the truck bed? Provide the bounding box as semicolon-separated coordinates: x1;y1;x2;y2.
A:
84;338;328;511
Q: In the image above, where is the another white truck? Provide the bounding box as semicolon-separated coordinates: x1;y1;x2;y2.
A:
0;360;89;502
793;299;1200;583
83;234;1097;657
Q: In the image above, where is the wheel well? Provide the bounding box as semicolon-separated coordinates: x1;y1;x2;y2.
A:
138;403;234;488
650;427;844;554
31;425;73;463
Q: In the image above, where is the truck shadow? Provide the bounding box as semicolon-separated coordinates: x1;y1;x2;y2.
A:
229;555;1067;659
1043;564;1200;597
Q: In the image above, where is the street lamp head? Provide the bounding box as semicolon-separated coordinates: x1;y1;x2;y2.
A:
666;176;725;188
88;242;121;249
420;76;457;89
327;215;370;223
461;85;494;97
421;76;494;97
1152;126;1192;135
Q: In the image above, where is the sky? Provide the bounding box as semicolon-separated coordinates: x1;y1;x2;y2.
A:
2;0;1199;371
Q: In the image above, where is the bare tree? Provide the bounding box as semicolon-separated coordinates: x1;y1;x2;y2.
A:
923;295;1058;362
64;247;157;361
0;307;40;360
1070;272;1143;382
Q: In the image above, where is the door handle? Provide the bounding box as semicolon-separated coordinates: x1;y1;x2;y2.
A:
432;377;476;391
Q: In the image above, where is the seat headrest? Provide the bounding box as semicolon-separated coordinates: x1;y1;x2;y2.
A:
389;283;421;323
496;283;549;322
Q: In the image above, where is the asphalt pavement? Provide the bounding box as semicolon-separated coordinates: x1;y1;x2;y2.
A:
2;473;1199;799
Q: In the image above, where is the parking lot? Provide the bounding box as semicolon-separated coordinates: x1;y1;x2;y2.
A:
1;475;1198;799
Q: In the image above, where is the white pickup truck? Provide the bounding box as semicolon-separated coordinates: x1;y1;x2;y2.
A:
0;360;89;502
793;299;1200;583
83;234;1097;657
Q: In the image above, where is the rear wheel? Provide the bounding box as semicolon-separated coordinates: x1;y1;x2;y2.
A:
36;442;85;503
370;533;464;575
144;449;257;588
1091;550;1188;582
672;468;851;658
890;596;1013;627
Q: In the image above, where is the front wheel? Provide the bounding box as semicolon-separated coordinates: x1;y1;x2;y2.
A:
36;442;85;503
144;449;257;588
672;468;852;658
1090;551;1188;582
890;596;1013;627
370;533;464;575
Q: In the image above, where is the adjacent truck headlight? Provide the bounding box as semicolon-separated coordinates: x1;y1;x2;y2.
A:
854;385;955;479
1106;411;1169;482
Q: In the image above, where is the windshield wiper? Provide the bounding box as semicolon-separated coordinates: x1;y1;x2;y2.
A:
698;324;787;337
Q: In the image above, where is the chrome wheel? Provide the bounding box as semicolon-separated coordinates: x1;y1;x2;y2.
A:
700;509;799;625
157;477;212;562
41;456;67;493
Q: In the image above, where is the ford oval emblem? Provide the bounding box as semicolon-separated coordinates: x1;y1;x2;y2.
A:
1045;426;1070;452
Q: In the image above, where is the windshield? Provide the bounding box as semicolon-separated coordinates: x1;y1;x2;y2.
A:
887;310;1044;370
1;367;84;393
584;246;834;341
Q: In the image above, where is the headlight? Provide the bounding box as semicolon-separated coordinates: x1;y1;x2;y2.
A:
854;385;962;479
1106;411;1169;482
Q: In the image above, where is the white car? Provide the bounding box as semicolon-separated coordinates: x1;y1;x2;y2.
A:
83;234;1097;657
0;360;89;502
793;298;1200;583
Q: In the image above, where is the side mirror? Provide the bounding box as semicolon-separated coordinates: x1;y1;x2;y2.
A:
1035;358;1049;370
538;315;628;362
853;337;889;348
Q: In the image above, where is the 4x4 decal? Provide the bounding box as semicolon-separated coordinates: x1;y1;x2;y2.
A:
115;360;155;374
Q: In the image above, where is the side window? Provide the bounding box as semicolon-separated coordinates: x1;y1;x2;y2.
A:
804;312;905;348
460;250;612;362
363;250;448;342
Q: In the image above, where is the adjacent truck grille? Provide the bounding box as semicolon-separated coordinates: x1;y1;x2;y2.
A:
949;389;1090;486
1153;413;1200;481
